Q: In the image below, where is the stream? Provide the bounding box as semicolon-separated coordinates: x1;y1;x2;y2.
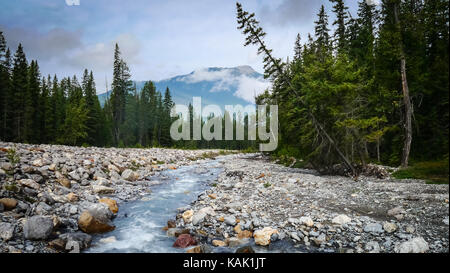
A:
86;159;223;253
86;157;309;253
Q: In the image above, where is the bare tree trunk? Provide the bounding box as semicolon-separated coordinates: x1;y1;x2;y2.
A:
394;3;412;168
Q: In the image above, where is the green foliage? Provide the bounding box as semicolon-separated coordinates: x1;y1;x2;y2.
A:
392;159;449;184
6;147;20;166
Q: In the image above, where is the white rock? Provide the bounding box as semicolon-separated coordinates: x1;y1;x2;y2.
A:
394;237;429;253
299;216;314;227
332;214;352;225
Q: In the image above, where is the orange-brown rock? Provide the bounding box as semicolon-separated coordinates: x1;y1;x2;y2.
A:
99;198;119;214
0;198;18;210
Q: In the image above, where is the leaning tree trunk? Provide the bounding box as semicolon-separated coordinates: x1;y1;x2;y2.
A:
394;3;412;168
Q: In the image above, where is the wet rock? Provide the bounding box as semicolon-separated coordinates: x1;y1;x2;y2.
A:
99;198;119;214
48;238;66;251
167;220;176;229
99;236;117;244
173;234;197;248
23;215;54;240
78;203;115;234
237;230;253;239
394;237;429;253
0;198;18;210
236;246;255;253
0;222;15;241
253;227;278;246
59;232;92;249
212;239;227;247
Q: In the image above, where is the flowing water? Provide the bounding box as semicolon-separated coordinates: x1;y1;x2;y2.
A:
86;157;312;253
86;159;223;253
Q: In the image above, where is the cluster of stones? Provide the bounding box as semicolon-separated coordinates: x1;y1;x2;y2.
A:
0;142;220;253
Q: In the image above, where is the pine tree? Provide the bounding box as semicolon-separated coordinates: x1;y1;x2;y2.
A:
11;44;29;142
330;0;349;53
27;60;41;143
314;5;331;57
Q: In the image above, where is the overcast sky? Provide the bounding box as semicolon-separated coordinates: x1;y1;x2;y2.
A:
0;0;363;94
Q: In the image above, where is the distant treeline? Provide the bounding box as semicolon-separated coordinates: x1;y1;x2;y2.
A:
0;34;257;150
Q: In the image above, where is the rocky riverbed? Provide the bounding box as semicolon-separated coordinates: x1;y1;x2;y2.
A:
1;142;448;253
0;142;221;253
173;154;449;253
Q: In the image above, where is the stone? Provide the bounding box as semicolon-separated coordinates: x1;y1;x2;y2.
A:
198;206;215;216
383;222;398;233
388;206;406;216
121;169;139;181
35;202;52;215
23;216;54;240
224;215;236;226
186;245;204;253
0;222;15;241
233;224;242;234
365;241;381;253
67;192;78;202
0;198;18;210
19;179;40;190
32;158;44;167
59;232;92;249
212;239;227;247
48;238;66;250
364;223;384;233
253;227;278;246
173;234;197;248
78;203;115;234
99;198;119;214
394;237;429;253
227;237;245;247
237;230;253;239
58;178;71;188
299;216;314;227
92;185;115;194
167;220;176;228
99;236;117;244
182;210;194;223
236;246;255;253
312;233;326;246
68;170;81;181
405;225;415;234
208;193;217;199
192;211;207;225
332;214;352;225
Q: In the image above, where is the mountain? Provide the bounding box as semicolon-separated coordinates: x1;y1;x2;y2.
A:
97;66;271;109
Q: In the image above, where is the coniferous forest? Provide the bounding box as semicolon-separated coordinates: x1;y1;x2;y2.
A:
237;0;448;173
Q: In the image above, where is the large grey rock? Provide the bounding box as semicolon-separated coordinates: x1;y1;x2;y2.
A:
23;216;54;240
364;223;384;233
0;222;15;241
332;214;352;225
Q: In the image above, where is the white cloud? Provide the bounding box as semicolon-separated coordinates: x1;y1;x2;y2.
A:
234;75;271;103
180;68;271;104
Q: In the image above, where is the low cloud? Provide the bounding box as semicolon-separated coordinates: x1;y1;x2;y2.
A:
180;67;271;104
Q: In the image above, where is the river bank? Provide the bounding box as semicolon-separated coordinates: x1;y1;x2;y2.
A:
1;142;448;253
175;153;449;253
0;142;222;253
